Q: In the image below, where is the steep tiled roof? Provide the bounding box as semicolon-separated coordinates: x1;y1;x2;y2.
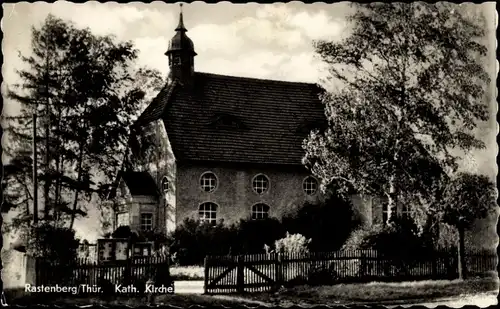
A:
135;81;178;127
135;72;327;165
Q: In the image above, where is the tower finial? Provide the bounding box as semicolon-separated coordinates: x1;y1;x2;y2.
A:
176;3;186;31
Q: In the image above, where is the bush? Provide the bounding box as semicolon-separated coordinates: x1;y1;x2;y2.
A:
111;226;138;240
341;225;383;250
282;195;362;252
169;218;236;265
308;263;339;285
275;232;311;255
369;216;434;258
235;217;286;254
343;216;435;260
27;223;79;264
169;217;287;265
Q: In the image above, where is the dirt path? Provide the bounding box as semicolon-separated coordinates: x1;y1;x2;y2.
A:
174;281;204;294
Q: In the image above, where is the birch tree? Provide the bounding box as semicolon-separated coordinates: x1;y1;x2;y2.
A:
303;3;490;224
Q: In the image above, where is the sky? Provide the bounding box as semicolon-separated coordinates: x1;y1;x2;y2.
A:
1;2;497;243
2;1;353;114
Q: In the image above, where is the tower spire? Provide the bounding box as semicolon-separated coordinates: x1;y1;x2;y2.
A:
166;3;196;86
176;3;187;32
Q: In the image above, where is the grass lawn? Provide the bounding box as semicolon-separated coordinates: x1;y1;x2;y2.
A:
241;278;499;305
170;266;204;281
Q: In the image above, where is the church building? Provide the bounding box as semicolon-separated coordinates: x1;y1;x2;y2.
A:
108;8;381;235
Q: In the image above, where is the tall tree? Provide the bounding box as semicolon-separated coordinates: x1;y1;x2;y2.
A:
441;172;496;279
303;3;490;223
3;15;164;231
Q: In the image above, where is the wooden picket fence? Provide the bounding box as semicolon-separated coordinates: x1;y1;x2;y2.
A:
36;256;170;290
464;250;498;277
204;250;497;294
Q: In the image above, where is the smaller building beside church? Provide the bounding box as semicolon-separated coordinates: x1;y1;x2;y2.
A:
107;8;385;236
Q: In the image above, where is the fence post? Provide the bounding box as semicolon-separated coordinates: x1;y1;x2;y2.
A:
203;256;209;294
236;255;244;293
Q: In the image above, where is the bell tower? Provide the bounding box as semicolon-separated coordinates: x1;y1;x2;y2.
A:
165;4;197;86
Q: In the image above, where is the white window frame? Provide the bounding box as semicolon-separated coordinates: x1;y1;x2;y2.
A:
200;172;218;193
382;203;389;225
161;176;170;193
401;204;412;218
199;202;218;225
251;203;270;220
303;176;318;195
116;212;130;227
252;174;269;194
140;212;154;231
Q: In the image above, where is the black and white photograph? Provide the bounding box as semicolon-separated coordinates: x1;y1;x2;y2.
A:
1;1;498;307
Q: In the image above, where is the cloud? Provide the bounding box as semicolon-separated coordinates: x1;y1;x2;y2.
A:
198;50;326;83
254;4;347;41
289;10;346;41
47;2;163;38
133;37;169;74
189;23;245;55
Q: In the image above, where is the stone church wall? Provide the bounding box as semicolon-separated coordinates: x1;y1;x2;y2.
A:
175;163;376;226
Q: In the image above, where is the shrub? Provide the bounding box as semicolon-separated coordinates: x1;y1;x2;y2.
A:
341;225;383;250
368;216;434;258
344;216;435;260
169;218;236;265
308;264;338;285
111;226;138;240
169;217;287;265
274;232;311;255
27;223;79;264
282;195;362;252
235;217;286;254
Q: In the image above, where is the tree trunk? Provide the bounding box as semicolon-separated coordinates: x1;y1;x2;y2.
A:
457;225;467;280
53;107;63;221
69;103;89;229
69;155;84;229
43;45;51;220
386;175;396;224
386;138;401;224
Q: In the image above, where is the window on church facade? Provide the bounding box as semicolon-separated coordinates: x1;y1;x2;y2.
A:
382;203;389;225
140;213;153;231
172;55;181;66
251;203;270;220
200;172;217;192
199;202;218;225
116;212;129;227
401;204;412;218
303;176;318;195
252;174;269;194
161;176;170;193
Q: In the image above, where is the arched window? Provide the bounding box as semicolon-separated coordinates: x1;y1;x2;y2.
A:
252;174;269;194
303;176;318;195
200;172;217;192
161;177;170;193
199;202;218;225
251;203;270;220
